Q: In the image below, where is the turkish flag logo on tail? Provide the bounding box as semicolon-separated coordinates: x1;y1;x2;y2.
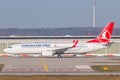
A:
87;22;114;44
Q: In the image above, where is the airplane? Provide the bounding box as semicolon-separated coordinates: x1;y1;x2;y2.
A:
3;22;114;58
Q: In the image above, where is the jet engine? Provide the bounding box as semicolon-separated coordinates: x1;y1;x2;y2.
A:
41;51;54;57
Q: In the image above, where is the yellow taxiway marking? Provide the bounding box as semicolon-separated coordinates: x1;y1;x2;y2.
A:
41;59;49;72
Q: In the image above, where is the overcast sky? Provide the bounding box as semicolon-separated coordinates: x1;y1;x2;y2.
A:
0;0;119;28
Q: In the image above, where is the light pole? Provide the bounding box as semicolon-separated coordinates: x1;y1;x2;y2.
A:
93;0;96;27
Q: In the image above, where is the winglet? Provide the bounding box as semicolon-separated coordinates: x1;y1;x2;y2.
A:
72;40;79;48
87;22;114;44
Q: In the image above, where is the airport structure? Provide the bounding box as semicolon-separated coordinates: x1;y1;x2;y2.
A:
0;36;120;57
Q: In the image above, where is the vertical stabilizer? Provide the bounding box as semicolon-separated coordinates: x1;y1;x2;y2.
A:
87;22;114;44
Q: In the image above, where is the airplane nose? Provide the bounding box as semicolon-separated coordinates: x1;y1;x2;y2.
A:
3;48;11;53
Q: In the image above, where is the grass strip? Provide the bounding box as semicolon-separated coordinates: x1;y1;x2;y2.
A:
91;65;120;72
0;64;4;72
0;75;119;80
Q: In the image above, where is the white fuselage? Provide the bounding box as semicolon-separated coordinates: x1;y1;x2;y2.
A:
3;42;106;55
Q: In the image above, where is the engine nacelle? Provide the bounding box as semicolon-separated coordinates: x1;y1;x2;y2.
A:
41;51;54;57
61;54;76;57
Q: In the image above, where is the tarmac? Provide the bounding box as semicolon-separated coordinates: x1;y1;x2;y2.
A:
0;56;120;75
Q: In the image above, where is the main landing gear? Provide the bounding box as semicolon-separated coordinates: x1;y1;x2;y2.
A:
57;54;61;58
56;52;62;58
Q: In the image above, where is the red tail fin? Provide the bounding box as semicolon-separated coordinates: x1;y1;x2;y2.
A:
87;22;114;44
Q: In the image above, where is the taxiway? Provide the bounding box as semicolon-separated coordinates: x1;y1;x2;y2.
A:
0;57;120;75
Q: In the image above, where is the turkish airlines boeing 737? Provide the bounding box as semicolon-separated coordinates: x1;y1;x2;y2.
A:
3;22;114;58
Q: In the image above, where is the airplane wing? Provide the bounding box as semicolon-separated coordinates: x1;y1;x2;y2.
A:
54;47;72;53
53;40;79;58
